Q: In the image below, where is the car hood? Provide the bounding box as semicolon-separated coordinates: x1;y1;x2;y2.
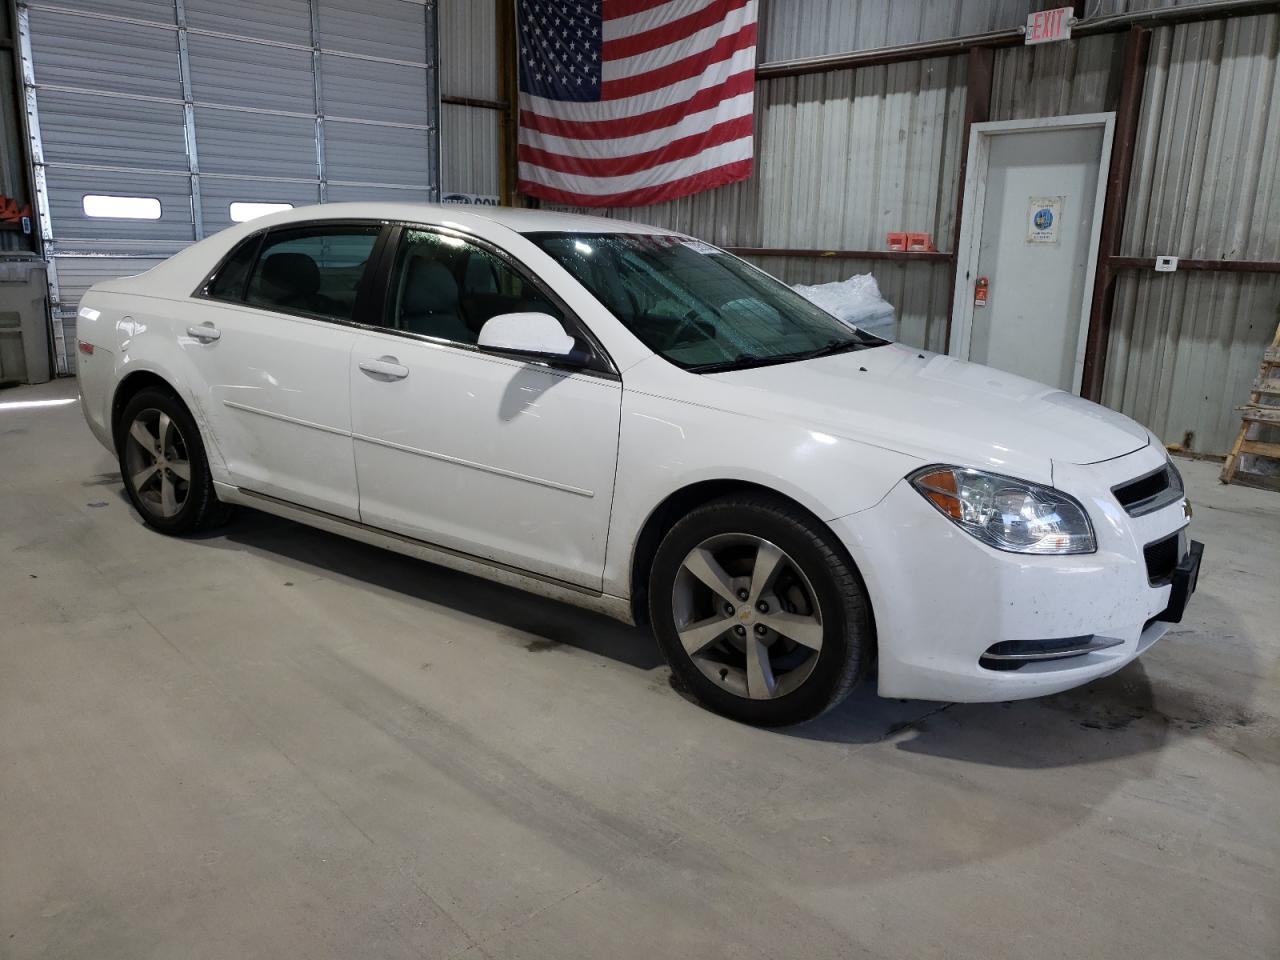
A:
697;343;1150;481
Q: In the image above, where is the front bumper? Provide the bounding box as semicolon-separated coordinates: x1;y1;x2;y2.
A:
834;443;1200;702
1154;538;1203;624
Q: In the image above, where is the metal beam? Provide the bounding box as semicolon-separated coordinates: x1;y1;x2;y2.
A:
424;0;441;201
756;0;1280;81
442;94;508;111
942;46;993;354
1080;25;1149;402
724;247;952;263
1108;256;1280;274
309;0;327;202
173;0;204;239
496;0;519;205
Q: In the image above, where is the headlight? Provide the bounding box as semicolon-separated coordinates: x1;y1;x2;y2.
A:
909;465;1096;555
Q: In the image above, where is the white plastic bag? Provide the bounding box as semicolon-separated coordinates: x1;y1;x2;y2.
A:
793;274;896;339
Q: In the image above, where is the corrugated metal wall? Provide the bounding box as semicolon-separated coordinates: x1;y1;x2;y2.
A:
1104;13;1280;453
759;0;1235;62
1083;0;1219;15
439;0;501;201
760;0;1036;63
19;0;440;373
585;1;1279;455
990;32;1124;118
553;54;968;352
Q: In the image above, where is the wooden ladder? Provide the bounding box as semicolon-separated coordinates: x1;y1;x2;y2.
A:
1220;315;1280;486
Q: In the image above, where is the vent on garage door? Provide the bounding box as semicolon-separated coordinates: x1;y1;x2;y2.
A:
17;0;441;374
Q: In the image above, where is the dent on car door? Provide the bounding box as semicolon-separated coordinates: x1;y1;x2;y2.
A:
182;222;383;519
349;227;623;590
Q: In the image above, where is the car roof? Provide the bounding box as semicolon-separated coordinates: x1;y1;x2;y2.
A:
118;201;684;300
252;202;679;237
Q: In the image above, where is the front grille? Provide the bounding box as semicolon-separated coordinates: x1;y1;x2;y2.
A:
1144;532;1180;585
1113;462;1183;517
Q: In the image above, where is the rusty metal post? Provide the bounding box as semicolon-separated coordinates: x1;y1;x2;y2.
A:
943;46;993;353
1080;25;1150;401
496;0;519;206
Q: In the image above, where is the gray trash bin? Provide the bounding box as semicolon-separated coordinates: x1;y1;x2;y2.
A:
0;256;51;385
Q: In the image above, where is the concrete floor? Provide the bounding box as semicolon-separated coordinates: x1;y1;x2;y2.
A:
1;378;1277;960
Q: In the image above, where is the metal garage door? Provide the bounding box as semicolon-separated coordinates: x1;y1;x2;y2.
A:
17;0;440;374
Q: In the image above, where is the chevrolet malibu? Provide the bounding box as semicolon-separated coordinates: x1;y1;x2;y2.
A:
76;204;1202;726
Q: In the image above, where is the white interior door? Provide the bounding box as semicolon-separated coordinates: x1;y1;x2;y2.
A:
953;115;1113;394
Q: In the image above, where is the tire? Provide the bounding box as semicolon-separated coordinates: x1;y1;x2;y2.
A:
117;387;233;535
648;493;873;726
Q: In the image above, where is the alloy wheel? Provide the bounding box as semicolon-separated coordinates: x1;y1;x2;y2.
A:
124;408;192;519
671;533;825;700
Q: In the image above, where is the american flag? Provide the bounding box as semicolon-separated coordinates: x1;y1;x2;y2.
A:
516;0;758;207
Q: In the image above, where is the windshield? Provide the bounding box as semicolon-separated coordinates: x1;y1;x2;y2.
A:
526;233;886;372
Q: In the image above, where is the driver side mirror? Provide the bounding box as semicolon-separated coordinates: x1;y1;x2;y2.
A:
478;312;587;365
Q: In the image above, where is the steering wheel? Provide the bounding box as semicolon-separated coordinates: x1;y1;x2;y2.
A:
661;308;708;349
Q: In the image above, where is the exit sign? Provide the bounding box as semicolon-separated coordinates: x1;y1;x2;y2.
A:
1025;6;1073;44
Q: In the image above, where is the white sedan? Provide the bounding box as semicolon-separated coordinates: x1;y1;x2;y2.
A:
76;204;1202;726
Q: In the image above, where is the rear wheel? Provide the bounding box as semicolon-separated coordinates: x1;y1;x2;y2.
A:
118;388;231;535
649;494;873;726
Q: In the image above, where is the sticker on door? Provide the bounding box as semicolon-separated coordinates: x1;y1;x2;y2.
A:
1026;197;1064;244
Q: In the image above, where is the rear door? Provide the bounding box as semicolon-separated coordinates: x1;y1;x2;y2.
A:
181;221;384;519
349;226;622;590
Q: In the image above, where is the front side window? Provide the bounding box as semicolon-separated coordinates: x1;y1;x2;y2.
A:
527;233;885;371
387;229;563;346
243;225;380;322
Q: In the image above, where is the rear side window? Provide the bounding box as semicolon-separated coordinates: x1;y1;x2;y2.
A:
243;225;380;322
206;236;260;301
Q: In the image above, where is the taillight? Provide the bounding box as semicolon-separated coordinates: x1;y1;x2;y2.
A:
77;340;94;355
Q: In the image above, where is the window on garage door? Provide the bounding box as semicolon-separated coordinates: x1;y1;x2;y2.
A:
240;224;381;322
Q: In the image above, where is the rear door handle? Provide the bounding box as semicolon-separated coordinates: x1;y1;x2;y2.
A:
359;356;409;381
187;322;221;343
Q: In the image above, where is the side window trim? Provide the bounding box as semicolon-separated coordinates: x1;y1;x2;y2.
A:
380;222;617;378
357;223;401;331
195;230;264;301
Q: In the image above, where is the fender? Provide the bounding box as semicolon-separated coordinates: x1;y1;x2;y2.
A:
103;295;231;479
601;385;923;599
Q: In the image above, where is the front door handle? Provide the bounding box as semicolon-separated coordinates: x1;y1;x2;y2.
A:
187;322;221;343
359;356;409;381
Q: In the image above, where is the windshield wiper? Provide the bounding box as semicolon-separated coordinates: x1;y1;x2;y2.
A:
687;336;879;374
686;355;773;374
791;339;868;361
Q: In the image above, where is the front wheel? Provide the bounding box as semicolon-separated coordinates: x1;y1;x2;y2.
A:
648;494;873;726
118;387;232;535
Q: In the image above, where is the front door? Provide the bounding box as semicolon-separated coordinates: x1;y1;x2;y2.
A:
956;115;1113;393
349;227;622;590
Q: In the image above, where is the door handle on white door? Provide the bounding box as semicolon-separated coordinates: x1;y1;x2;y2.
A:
187;322;221;343
358;356;409;381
